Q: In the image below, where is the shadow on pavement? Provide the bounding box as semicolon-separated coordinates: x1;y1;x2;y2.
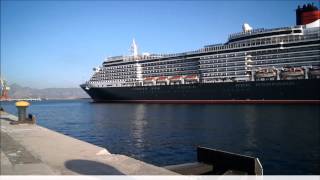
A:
65;159;124;175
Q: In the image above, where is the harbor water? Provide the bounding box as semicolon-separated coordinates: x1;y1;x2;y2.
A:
1;99;319;174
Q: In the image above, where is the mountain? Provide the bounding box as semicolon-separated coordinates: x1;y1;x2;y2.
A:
8;83;89;99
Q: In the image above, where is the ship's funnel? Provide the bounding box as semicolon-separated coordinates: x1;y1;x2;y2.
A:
296;3;320;25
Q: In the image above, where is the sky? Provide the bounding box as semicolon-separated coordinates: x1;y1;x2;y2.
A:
0;0;317;88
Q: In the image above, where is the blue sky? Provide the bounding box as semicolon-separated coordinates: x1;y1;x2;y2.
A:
1;0;317;88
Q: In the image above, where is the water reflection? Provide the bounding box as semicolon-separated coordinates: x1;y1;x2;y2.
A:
131;104;148;149
243;105;258;154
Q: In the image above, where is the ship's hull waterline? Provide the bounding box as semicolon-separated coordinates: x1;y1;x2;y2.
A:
81;79;320;104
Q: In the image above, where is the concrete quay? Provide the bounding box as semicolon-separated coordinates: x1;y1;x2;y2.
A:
0;111;177;175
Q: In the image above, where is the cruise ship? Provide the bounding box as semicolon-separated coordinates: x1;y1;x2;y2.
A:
81;4;320;103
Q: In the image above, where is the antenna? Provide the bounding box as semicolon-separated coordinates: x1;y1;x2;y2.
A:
130;38;138;57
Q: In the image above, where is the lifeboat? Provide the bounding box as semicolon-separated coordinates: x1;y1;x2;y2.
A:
156;76;168;82
156;76;169;85
255;68;277;79
170;75;183;82
169;75;184;84
184;74;199;81
143;77;156;84
143;77;156;81
281;67;305;80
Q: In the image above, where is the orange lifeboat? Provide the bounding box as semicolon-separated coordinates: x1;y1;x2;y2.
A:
184;74;199;82
156;76;168;82
156;76;169;85
170;75;183;82
143;77;156;82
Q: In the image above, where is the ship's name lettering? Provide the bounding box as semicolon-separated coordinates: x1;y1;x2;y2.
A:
235;84;251;88
255;81;295;87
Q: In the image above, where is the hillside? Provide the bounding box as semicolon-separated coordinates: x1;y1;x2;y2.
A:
8;83;89;99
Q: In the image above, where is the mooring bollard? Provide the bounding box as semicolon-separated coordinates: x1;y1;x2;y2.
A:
15;101;30;122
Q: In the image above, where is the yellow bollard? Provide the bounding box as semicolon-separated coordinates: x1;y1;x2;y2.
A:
15;101;30;122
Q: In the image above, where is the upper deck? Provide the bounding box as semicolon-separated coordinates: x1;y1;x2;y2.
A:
227;26;303;43
103;22;320;68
